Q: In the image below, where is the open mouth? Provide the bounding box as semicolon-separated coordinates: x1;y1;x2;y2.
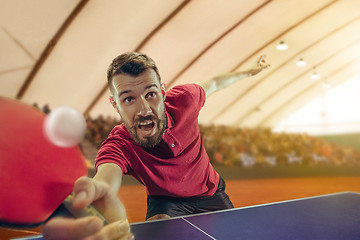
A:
138;120;155;136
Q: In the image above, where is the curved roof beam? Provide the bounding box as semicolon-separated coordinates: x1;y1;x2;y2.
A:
208;0;338;124
16;0;89;99
236;17;360;125
165;0;272;88
84;0;191;115
260;56;360;127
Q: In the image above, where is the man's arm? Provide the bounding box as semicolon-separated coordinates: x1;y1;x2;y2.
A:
93;163;123;193
91;163;127;222
198;55;270;97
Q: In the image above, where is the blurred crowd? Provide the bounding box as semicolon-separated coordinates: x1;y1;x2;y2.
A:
200;125;360;167
84;115;122;148
33;102;51;114
78;115;360;168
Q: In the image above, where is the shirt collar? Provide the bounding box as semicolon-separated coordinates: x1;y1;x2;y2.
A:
165;108;174;130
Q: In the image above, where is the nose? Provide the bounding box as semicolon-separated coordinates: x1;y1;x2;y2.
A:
137;97;152;117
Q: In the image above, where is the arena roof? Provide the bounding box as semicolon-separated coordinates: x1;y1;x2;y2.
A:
1;0;360;135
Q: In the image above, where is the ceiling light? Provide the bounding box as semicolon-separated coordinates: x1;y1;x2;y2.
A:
322;81;331;88
296;58;307;67
310;71;320;80
276;41;288;51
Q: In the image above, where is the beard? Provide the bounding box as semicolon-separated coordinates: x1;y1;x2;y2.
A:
123;106;167;148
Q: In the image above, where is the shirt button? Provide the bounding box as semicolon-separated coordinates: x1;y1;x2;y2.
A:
171;143;175;148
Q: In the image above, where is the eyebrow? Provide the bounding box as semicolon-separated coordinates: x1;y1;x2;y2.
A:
118;84;159;98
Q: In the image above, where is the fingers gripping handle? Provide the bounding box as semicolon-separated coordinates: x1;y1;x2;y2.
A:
63;193;109;225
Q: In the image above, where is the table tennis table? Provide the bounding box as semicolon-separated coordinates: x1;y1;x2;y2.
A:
13;191;360;240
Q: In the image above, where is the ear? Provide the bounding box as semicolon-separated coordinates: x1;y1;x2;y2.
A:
109;96;120;113
161;83;166;100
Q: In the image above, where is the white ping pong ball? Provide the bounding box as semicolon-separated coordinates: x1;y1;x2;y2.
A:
44;106;86;147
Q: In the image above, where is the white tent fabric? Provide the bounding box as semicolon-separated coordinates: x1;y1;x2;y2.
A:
1;0;360;135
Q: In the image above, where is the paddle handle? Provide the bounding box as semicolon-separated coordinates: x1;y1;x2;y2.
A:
62;194;109;225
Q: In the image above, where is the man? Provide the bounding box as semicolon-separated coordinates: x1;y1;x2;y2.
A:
43;52;269;240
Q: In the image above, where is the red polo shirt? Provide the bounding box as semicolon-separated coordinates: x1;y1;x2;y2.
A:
95;84;219;197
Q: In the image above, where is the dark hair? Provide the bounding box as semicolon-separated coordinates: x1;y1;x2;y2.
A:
107;52;161;90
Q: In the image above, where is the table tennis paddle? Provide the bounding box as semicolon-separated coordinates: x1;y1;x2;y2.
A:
0;97;108;227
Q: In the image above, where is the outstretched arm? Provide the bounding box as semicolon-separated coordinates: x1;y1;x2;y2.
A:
198;55;270;97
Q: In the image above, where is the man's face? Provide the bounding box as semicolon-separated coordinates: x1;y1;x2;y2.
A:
110;69;166;148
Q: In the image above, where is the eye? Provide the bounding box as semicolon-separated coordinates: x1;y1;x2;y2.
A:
123;97;134;103
146;92;156;99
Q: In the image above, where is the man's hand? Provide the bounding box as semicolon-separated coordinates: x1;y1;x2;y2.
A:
247;55;271;76
42;217;133;240
42;177;134;240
